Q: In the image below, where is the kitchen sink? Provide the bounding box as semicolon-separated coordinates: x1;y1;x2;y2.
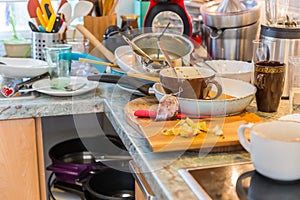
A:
178;162;300;200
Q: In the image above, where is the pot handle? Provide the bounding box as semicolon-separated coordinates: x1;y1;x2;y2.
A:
47;164;83;176
204;24;223;39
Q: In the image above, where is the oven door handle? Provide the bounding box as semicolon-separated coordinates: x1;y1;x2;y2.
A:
129;160;156;200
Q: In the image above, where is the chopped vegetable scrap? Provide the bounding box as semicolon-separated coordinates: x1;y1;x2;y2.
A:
162;118;208;138
162;118;224;138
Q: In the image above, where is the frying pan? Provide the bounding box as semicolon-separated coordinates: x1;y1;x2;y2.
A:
87;74;155;96
47;135;130;184
84;167;135;200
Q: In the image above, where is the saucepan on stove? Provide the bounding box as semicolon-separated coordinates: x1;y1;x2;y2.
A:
47;135;131;185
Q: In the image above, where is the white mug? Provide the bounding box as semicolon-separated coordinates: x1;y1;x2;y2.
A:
238;121;300;181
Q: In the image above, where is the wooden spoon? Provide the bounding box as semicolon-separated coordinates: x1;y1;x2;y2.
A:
76;24;115;63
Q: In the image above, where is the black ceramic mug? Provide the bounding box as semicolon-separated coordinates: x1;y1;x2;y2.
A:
254;61;286;112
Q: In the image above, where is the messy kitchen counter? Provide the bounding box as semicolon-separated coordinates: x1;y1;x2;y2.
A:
0;73;296;200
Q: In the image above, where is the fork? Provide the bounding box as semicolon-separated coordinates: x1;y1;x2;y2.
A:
19;83;86;93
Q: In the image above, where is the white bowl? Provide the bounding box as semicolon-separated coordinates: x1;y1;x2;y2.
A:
204;60;253;82
0;57;48;78
4;40;31;58
153;77;256;116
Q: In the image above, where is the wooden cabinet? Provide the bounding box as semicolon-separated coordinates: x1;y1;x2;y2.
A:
0;118;45;200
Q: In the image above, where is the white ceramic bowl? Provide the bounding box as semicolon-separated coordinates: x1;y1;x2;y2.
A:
153;77;256;116
4;40;31;58
204;60;253;82
0;57;48;78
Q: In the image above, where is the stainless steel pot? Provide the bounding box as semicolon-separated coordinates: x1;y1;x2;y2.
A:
131;33;194;76
201;0;261;61
260;24;300;97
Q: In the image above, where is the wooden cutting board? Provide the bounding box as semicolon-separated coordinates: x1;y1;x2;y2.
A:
124;96;262;152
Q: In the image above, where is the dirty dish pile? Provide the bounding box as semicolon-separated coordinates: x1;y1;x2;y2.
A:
153;77;256;116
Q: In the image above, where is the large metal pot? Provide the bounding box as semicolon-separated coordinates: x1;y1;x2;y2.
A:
201;0;261;61
131;33;194;76
47;135;129;184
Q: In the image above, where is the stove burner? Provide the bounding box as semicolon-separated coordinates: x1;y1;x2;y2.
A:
179;162;300;200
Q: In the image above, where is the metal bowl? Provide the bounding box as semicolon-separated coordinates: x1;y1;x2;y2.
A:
131;33;194;76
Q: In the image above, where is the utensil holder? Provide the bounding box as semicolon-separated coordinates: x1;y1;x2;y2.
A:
83;14;117;53
32;32;65;60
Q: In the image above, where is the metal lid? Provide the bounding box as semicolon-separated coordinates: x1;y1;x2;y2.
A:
201;0;261;28
261;24;300;39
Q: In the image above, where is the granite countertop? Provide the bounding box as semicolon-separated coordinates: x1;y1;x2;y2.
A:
0;78;295;200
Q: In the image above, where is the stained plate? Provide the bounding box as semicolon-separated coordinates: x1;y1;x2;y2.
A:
32;76;98;96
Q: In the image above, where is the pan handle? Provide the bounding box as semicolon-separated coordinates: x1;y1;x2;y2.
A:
47;164;85;176
87;74;153;95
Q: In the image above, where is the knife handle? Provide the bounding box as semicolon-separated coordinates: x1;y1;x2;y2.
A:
87;74;152;95
45;13;56;32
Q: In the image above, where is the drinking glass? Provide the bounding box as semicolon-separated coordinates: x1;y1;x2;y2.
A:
288;56;300;113
44;44;72;89
252;39;275;63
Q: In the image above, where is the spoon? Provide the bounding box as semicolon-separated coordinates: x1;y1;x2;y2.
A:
190;59;218;73
58;2;72;23
122;35;153;61
67;1;93;26
157;41;178;78
156;41;182;121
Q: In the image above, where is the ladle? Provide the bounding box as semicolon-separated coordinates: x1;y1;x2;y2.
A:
157;22;171;59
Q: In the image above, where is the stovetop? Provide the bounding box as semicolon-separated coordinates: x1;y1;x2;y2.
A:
178;162;300;200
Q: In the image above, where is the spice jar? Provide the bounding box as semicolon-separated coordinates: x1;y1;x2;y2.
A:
121;14;139;29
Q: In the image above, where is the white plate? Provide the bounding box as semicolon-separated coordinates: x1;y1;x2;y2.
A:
114;45;143;74
32;77;99;96
0;57;49;78
153;78;256;116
